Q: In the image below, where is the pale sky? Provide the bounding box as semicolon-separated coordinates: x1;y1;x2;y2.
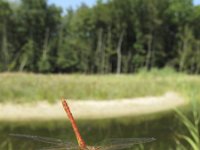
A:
48;0;105;12
7;0;200;11
194;0;200;5
48;0;200;11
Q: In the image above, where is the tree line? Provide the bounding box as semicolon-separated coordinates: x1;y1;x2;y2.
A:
0;0;200;74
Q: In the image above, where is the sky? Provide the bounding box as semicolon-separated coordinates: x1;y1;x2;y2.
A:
7;0;200;11
48;0;200;11
48;0;104;11
194;0;200;5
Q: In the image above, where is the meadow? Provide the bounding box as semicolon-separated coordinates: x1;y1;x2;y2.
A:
0;68;200;103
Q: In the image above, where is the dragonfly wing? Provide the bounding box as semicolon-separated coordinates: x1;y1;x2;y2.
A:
108;137;156;144
103;144;137;150
101;137;156;150
39;145;80;150
9;134;74;146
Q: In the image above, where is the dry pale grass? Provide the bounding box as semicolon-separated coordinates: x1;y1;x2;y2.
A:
0;92;186;121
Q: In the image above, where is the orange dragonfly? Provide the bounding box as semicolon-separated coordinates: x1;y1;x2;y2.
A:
10;99;156;150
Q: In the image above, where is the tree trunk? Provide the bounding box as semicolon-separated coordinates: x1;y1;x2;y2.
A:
179;26;193;72
96;28;103;73
195;40;200;74
145;34;153;71
105;26;112;73
117;29;125;74
1;23;9;71
38;28;50;72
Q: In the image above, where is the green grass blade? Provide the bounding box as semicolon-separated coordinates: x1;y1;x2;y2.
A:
177;134;199;150
175;109;199;144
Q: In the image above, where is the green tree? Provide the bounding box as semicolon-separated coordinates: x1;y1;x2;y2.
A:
0;0;12;71
19;39;35;71
11;0;62;72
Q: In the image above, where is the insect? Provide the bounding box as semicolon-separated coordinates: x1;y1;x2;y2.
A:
10;99;156;150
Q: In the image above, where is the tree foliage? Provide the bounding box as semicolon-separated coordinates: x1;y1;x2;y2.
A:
0;0;199;73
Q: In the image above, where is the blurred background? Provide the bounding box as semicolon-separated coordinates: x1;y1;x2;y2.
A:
0;0;200;149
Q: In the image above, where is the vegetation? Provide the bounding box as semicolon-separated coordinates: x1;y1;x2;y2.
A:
175;98;200;150
0;68;199;103
0;0;200;74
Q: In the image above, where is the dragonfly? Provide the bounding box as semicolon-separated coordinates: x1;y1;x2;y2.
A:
10;99;156;150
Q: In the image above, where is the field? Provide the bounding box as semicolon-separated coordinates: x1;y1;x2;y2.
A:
0;68;200;103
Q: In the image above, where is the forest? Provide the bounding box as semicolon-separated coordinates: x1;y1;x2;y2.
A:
0;0;200;74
